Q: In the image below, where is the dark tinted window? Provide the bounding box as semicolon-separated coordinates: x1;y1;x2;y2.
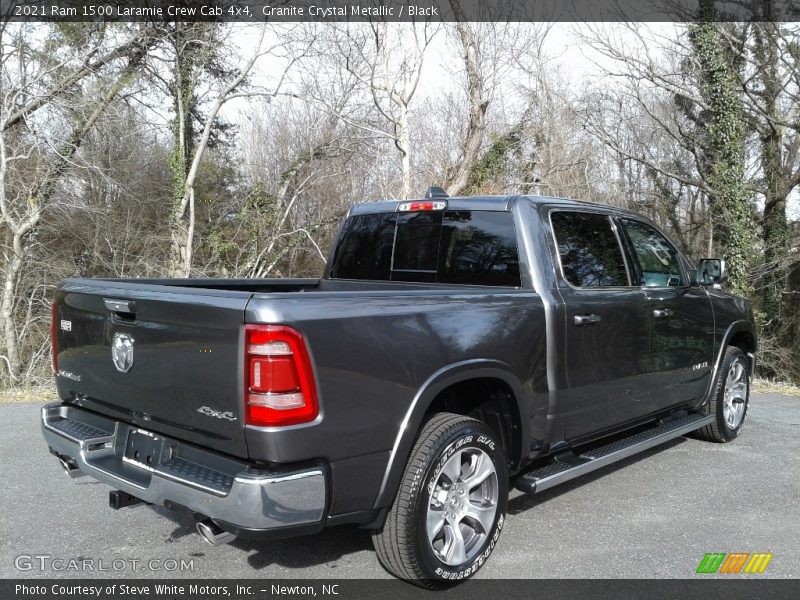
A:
438;211;520;286
551;211;629;287
330;213;396;280
330;210;520;287
392;212;443;282
621;218;685;287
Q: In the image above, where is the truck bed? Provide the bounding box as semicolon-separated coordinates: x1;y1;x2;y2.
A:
54;277;543;464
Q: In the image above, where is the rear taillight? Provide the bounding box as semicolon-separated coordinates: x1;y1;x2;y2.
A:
51;302;58;374
244;325;319;427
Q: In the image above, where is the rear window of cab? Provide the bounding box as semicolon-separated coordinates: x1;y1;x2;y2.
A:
330;210;521;287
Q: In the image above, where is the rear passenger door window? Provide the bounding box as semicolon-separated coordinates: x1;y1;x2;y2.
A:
620;219;686;287
437;211;520;287
550;211;630;287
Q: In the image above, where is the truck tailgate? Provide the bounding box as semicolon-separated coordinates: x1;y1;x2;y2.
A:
53;281;251;458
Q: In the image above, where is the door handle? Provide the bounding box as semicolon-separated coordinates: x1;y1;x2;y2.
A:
652;308;674;319
574;314;602;326
104;298;136;320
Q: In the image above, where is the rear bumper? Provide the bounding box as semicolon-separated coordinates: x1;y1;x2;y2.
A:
41;402;327;532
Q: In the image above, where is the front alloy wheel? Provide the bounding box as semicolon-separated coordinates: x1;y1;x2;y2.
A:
722;359;748;430
694;346;750;443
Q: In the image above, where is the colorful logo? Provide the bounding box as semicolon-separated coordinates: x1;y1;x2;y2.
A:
696;552;773;574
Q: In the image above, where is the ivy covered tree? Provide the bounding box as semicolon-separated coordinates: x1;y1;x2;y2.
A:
688;0;756;297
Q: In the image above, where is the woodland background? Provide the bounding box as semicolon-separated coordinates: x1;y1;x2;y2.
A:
2;1;800;388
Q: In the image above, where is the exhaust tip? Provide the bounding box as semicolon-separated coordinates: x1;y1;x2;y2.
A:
196;519;236;547
59;457;85;479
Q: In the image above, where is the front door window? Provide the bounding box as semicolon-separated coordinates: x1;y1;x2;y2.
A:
620;219;685;288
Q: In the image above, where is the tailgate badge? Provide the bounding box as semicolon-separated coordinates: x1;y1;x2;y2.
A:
60;320;72;332
197;406;237;422
111;332;135;373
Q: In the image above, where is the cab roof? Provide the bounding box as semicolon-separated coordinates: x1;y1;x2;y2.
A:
349;194;637;216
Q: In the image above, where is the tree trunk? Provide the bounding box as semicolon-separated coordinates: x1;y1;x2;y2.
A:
754;21;788;328
762;183;787;327
787;261;800;382
689;1;755;297
397;103;412;200
0;233;26;379
446;16;488;196
168;27;196;277
169;25;265;276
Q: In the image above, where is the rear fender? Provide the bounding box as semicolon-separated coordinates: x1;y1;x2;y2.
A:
371;359;529;510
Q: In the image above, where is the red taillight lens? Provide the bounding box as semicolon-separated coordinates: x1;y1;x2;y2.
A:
250;357;299;393
51;302;58;374
397;200;446;212
244;325;319;427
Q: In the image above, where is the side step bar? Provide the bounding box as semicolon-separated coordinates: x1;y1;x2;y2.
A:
515;413;713;494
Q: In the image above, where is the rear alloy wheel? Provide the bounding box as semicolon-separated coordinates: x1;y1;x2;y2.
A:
426;446;499;566
372;413;508;587
694;346;750;442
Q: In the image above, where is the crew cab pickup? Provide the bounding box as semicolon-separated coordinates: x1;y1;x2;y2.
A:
42;190;756;586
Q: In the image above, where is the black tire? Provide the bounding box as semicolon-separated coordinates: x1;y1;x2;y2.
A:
372;413;508;587
694;346;750;443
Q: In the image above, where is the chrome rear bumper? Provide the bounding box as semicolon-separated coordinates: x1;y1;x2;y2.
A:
41;402;327;531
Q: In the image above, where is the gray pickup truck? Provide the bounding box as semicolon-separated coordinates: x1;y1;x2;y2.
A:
42;189;756;585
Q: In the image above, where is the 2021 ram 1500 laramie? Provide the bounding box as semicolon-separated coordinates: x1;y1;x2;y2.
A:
42;190;756;585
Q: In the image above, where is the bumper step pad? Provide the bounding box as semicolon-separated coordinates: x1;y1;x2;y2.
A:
47;417;111;442
515;412;712;494
158;457;233;495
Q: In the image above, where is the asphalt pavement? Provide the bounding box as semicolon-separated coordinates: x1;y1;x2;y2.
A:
1;394;797;579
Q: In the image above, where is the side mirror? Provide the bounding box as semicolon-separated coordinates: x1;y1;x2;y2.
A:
697;258;727;285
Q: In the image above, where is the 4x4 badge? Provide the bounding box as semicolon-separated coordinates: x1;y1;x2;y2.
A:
111;332;134;373
197;406;237;422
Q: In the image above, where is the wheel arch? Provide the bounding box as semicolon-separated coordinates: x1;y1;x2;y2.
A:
702;320;757;408
371;359;529;510
720;320;757;376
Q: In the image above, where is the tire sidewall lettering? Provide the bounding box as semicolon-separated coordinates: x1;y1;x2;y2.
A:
427;435;473;495
423;431;507;581
433;515;504;580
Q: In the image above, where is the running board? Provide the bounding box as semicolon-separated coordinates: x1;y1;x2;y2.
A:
514;413;713;494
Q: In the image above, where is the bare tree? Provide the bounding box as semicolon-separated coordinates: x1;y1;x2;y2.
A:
301;21;438;199
444;10;487;196
738;20;800;327
443;14;546;196
0;23;157;381
168;24;298;276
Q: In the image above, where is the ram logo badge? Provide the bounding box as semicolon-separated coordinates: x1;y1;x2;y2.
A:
197;406;237;422
111;332;135;373
60;320;72;332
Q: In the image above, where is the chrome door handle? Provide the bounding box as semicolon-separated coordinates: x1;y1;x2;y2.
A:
574;314;602;326
653;308;674;319
104;298;136;319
